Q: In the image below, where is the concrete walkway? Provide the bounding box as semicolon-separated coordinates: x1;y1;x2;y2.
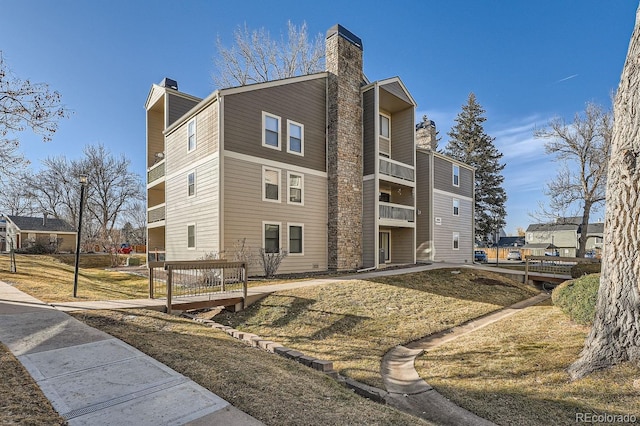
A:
380;292;550;425
0;281;263;425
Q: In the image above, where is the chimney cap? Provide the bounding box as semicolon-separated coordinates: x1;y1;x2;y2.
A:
326;24;362;50
160;78;178;90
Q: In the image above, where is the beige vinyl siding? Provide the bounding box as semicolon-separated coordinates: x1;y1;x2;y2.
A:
433;156;473;198
167;93;201;127
165;101;219;176
415;151;432;260
165;156;219;260
380;81;413;105
223;77;327;172
147;86;164;111
362;179;376;267
147;108;165;167
223;156;327;275
389;227;414;264
432;192;473;263
362;88;376;176
389;107;415;166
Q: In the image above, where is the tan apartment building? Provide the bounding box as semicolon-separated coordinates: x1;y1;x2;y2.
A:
145;24;473;274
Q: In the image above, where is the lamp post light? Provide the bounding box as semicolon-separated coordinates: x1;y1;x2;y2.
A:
73;175;88;297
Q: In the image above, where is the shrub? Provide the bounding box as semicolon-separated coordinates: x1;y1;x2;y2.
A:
259;248;288;278
570;262;601;278
552;273;600;325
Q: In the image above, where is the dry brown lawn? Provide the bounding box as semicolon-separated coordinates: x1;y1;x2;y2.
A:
0;343;67;425
0;254;150;302
209;268;538;389
71;309;430;426
416;303;640;425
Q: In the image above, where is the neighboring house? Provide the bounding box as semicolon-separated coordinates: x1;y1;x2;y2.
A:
498;236;525;247
525;218;604;257
145;24;474;274
4;215;77;253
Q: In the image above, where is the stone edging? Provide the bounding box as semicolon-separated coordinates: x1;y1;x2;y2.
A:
180;313;388;403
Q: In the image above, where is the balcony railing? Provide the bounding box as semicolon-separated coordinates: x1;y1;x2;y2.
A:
380;157;414;182
379;202;414;222
148;160;165;184
148;204;166;223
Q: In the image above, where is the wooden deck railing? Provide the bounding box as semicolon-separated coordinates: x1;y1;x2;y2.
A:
149;260;247;314
524;256;600;283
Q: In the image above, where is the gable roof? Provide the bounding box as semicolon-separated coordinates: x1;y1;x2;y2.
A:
526;223;579;232
6;215;76;233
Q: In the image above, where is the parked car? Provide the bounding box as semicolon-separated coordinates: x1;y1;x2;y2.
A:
544;250;560;257
506;250;522;261
117;243;133;254
585;250;597;259
474;250;488;263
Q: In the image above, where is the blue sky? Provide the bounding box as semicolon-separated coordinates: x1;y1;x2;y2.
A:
1;0;637;234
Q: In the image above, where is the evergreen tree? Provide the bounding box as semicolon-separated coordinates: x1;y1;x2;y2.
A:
444;93;507;244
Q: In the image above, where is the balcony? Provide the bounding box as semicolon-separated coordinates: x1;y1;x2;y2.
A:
148;160;165;184
379;202;414;224
380;157;414;182
148;204;166;224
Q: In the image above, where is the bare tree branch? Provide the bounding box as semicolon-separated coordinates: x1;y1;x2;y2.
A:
213;21;324;89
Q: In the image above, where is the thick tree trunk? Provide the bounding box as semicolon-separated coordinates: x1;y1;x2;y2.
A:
577;206;591;258
569;6;640;379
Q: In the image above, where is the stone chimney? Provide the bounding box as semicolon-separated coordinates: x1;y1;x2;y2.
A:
416;115;438;150
326;24;363;271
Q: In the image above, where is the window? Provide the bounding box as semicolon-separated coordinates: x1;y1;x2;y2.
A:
287;120;304;155
288;172;303;205
262;112;281;149
379;113;391;157
453;198;460;216
452;164;460;187
263;167;281;202
264;223;280;253
49;233;57;243
289;224;303;255
453;232;460;250
188;118;197;151
187;224;196;249
188;171;195;197
27;233;36;242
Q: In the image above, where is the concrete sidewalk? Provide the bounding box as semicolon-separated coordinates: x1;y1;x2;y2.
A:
0;281;263;426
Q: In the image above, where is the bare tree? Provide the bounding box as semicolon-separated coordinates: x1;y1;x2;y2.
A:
213;21;324;89
0;52;69;178
0;175;36;215
568;6;640;380
80;144;144;245
534;102;612;257
122;201;147;245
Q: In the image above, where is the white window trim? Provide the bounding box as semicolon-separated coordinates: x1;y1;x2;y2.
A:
287;171;304;206
453;198;460;216
187;170;196;198
288;223;304;256
452;164;460;187
262;111;281;150
379;112;391;158
286;119;304;156
262;166;281;203
187;223;196;250
453;232;460;250
262;221;282;253
187;118;197;152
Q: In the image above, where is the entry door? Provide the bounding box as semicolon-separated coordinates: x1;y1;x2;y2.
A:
379;231;391;263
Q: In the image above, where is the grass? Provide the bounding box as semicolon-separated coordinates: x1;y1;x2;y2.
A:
0;343;67;425
70;309;430;426
209;268;538;388
552;274;599;325
415;304;640;425
0;254;150;302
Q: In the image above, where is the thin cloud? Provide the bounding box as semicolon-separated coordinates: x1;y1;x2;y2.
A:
555;74;578;83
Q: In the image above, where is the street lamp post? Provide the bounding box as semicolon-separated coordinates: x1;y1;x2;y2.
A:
73;175;88;298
